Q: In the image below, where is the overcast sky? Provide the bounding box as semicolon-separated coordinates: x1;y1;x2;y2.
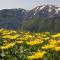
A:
0;0;60;10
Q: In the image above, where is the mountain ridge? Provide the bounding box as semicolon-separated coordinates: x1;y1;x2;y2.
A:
0;5;60;32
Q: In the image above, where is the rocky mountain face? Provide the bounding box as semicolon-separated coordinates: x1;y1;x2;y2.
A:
0;5;60;32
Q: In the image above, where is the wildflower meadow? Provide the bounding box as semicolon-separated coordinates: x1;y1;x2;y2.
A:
0;28;60;60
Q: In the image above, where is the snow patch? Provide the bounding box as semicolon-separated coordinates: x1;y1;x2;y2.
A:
49;5;52;8
48;5;52;12
55;10;58;14
34;13;36;15
55;8;60;13
57;8;60;10
48;9;52;12
39;6;45;10
37;7;39;10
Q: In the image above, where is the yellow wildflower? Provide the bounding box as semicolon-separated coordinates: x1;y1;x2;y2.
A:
42;44;56;49
0;43;16;49
54;47;60;51
52;33;60;38
16;41;23;44
26;40;43;46
3;34;19;40
43;37;50;41
49;40;57;45
57;40;60;44
27;51;47;60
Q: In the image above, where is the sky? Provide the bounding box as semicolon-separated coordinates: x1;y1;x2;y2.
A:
0;0;60;10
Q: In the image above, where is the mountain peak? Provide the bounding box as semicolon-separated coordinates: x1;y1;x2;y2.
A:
29;5;60;17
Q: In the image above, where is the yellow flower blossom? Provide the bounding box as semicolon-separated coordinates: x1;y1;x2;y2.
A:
3;34;19;40
44;32;50;34
57;40;60;44
26;40;43;46
52;33;60;38
43;37;50;41
16;41;23;44
54;47;60;51
42;44;56;49
2;32;11;35
27;51;47;60
0;43;16;49
49;40;57;45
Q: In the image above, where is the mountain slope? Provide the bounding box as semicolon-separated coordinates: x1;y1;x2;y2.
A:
0;9;28;29
22;5;60;32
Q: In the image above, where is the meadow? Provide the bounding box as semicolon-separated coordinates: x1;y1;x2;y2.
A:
0;28;60;60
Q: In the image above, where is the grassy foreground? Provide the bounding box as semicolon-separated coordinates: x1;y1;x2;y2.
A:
0;28;60;60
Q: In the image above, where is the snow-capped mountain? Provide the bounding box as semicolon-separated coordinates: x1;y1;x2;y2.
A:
23;5;60;32
27;5;60;19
